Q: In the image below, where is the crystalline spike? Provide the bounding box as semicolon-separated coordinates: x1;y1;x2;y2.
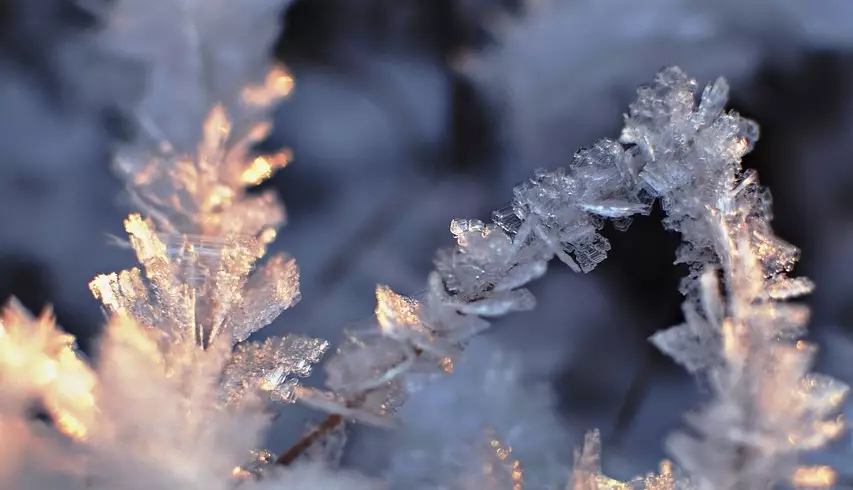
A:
694;77;730;129
492;204;523;234
222;336;328;405
116;65;291;238
295;386;401;429
228;253;302;343
452;289;536;317
579;200;650;218
375;286;422;337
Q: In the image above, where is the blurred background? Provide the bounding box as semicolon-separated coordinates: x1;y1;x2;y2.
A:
3;0;853;484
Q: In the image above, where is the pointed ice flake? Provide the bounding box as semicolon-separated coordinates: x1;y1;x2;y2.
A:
295;386;401;429
375;286;422;338
493;261;548;293
222;336;328;405
792;466;837;488
374;286;460;358
119;75;290;239
227;253;302;344
570;430;604;490
324;331;415;395
765;277;815;300
694;78;730;129
91;216;301;349
104;0;293;155
453;289;536;317
422;272;492;343
579;200;650;218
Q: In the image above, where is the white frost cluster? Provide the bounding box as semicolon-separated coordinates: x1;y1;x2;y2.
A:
0;1;849;489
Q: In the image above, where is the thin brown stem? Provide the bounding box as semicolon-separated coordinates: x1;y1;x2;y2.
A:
275;414;344;466
277;346;426;466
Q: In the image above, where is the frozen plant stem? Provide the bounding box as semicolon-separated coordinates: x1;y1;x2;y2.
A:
285;67;847;490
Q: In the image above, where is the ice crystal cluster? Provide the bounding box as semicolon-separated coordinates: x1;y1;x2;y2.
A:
0;1;850;489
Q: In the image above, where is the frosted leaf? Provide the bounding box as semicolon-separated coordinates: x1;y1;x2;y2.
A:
222;336;329;405
90;214;303;348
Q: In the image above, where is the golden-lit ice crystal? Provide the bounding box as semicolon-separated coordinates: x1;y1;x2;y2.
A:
88;212;329;408
0;299;97;441
223;336;329;405
115;64;293;239
90;63;327;409
90;213;302;347
792;466;836;488
570;430;682;490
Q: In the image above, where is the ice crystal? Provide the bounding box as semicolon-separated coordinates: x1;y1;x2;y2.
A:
5;36;851;489
291;74;844;490
625;68;848;490
223;336;328;405
570;430;685;490
89;214;307;348
86;34;329;409
115;72;292;239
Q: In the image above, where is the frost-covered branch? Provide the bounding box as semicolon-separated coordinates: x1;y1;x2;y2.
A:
635;70;849;490
287;68;848;490
1;3;847;482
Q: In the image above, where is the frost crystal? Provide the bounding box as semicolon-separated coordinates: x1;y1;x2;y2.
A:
87;47;329;408
90;214;304;347
115;70;292;239
570;430;685;490
625;68;848;490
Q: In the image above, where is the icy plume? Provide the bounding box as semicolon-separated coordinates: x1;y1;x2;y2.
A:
102;0;293;154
